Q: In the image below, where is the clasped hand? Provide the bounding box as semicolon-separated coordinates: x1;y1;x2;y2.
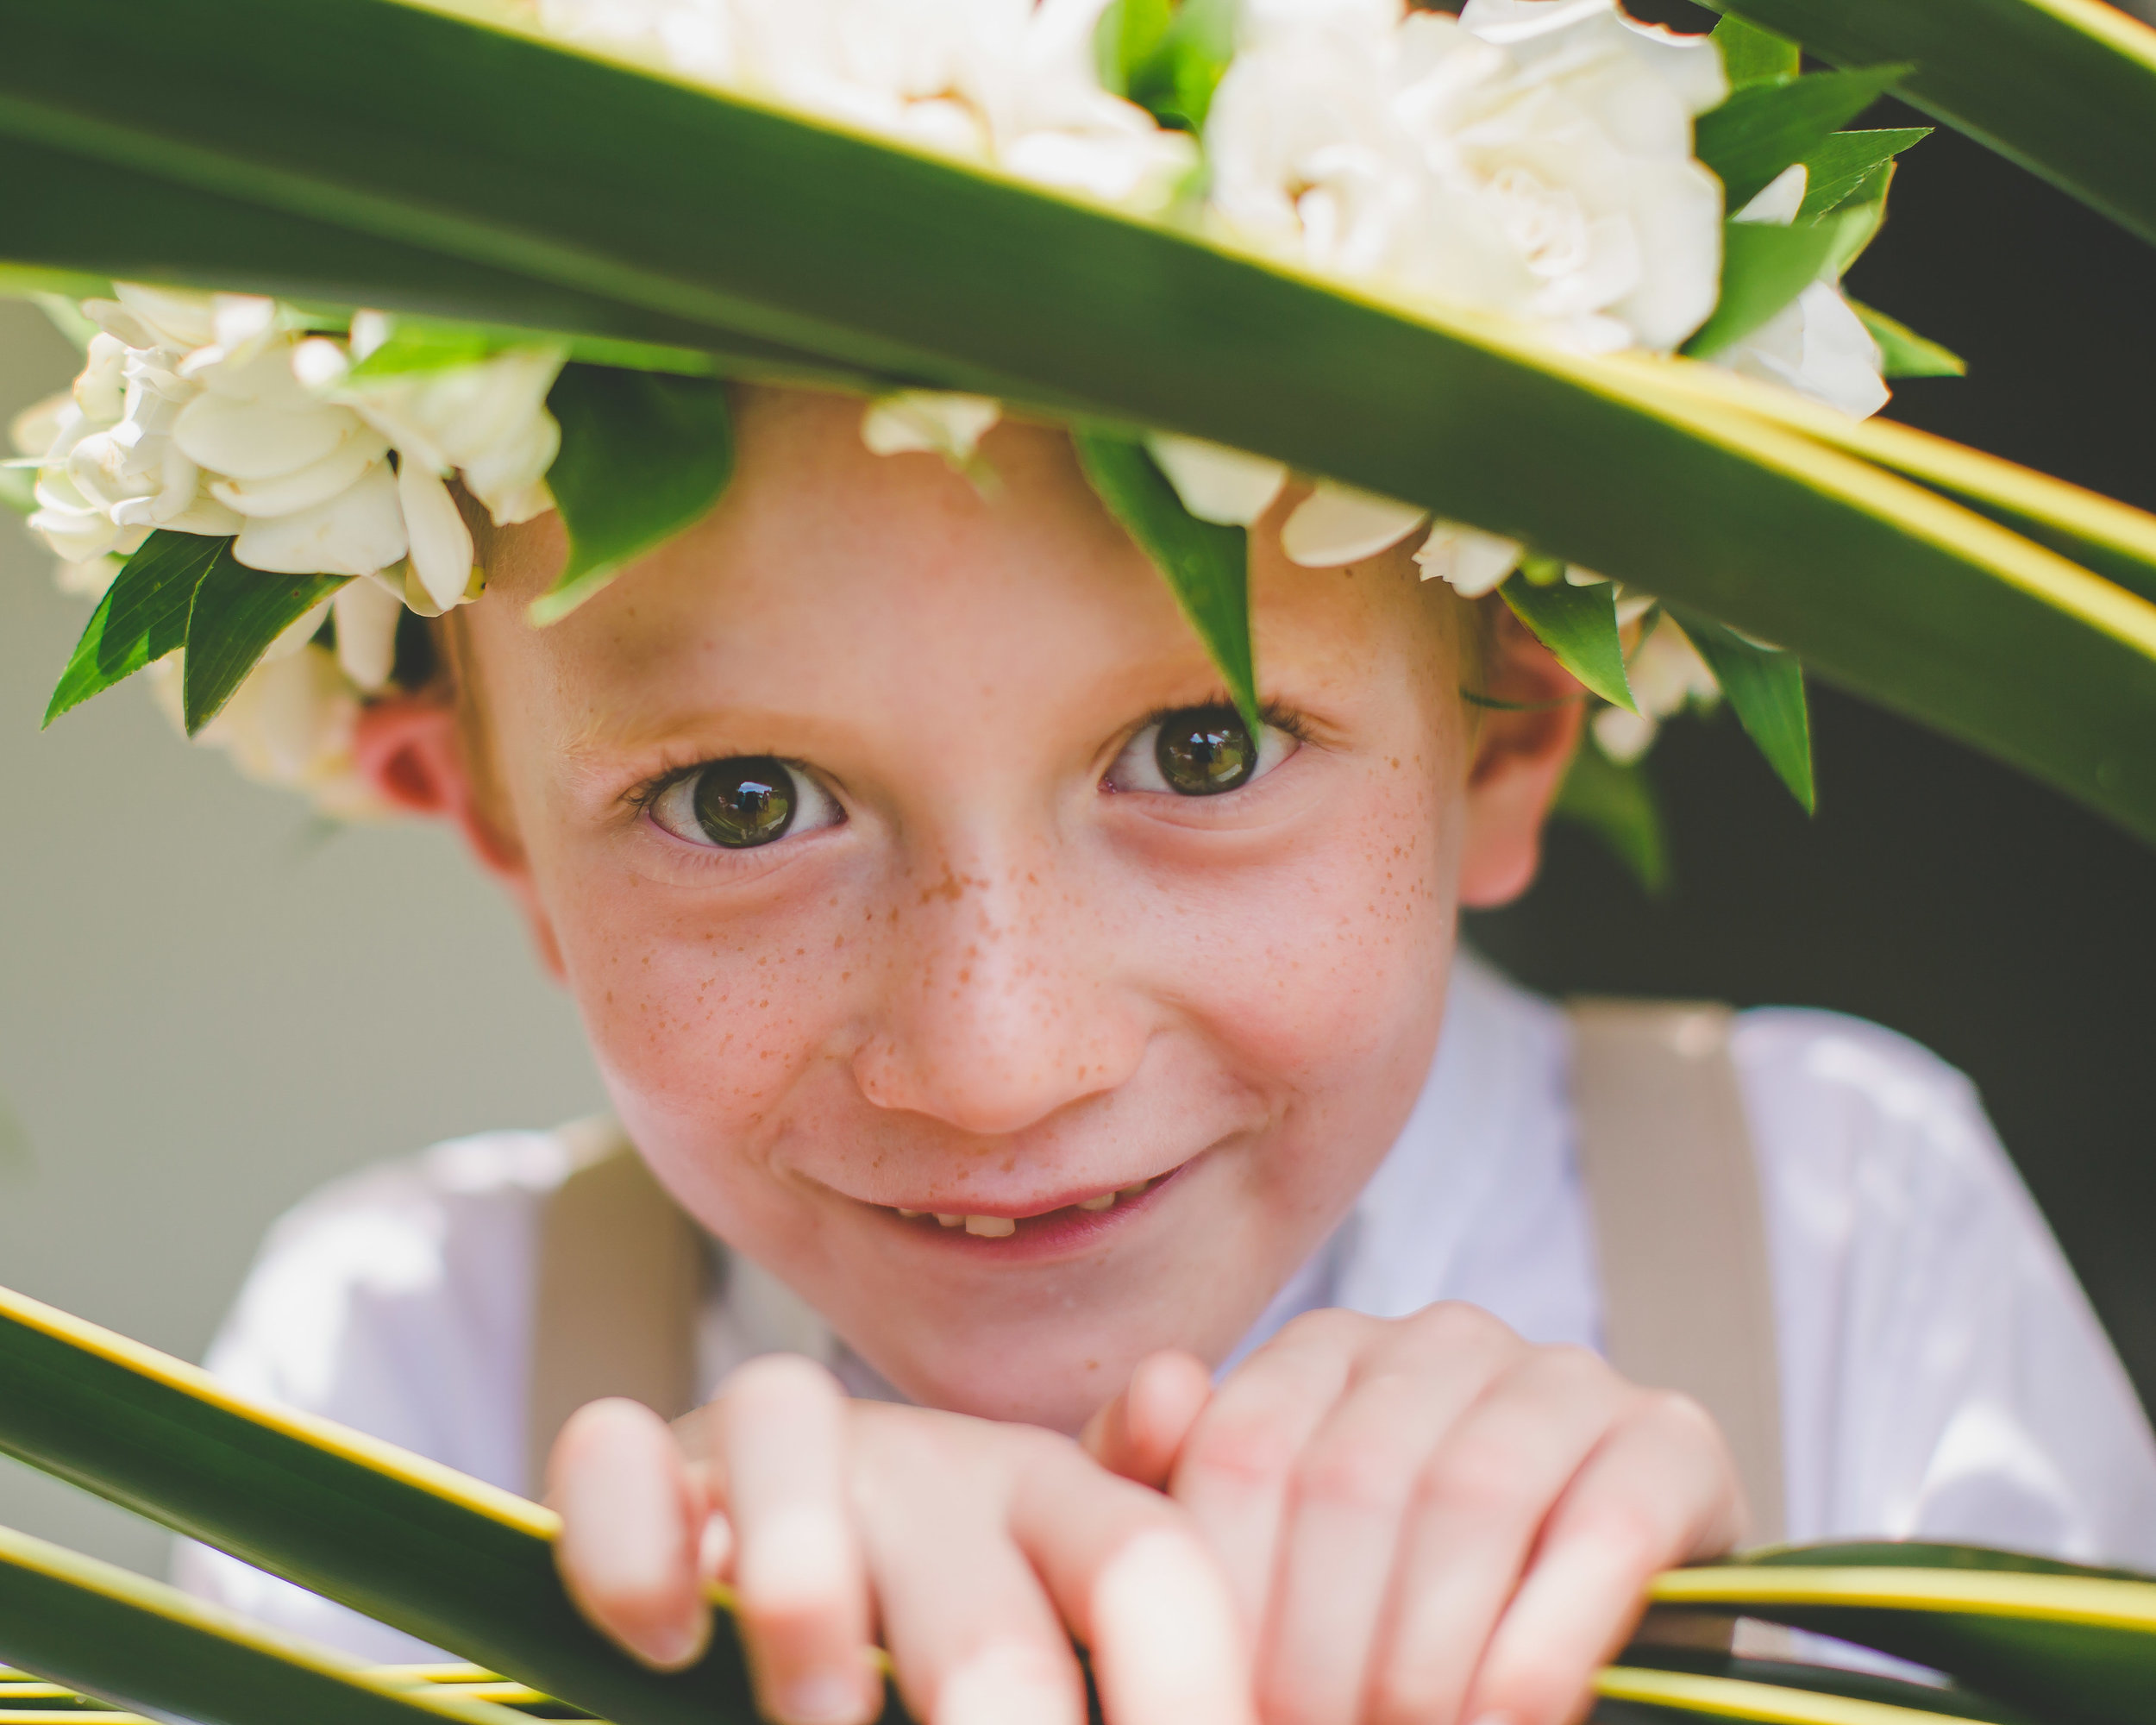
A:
548;1305;1746;1725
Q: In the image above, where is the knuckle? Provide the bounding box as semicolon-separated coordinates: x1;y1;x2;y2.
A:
1292;1432;1410;1515
1640;1389;1725;1452
1275;1305;1370;1354
1414;1435;1541;1524
1182;1407;1302;1494
724;1352;844;1403
1409;1298;1507;1351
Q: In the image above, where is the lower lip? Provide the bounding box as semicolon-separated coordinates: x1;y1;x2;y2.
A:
871;1164;1190;1262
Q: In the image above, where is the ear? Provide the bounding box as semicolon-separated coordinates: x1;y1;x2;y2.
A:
1457;602;1586;910
351;694;569;982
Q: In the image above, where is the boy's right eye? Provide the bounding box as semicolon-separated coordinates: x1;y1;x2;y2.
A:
646;757;843;850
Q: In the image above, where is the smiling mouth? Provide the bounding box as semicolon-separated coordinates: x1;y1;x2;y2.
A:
881;1173;1169;1239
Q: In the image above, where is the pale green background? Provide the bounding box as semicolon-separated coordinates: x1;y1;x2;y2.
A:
0;299;605;1575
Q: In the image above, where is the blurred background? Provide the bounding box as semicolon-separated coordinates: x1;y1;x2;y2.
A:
2;16;2153;1578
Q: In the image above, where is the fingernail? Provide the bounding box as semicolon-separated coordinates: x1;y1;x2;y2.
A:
937;1647;1079;1725
778;1668;874;1725
639;1614;709;1671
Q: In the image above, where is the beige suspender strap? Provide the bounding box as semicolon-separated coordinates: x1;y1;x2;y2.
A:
525;1117;707;1495
1568;1000;1788;1546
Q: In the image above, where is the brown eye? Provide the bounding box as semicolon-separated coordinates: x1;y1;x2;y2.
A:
648;756;841;850
1156;707;1257;795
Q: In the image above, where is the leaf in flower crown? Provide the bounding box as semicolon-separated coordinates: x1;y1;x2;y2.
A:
1850;300;1966;379
1670;610;1814;813
1501;572;1636;714
1551;734;1670;896
1695;63;1912;213
181;545;349;735
342;318;503;383
1073;430;1259;735
530;366;735;625
43;531;229;727
1097;0;1235;133
1797;127;1931;221
0;464;35;518
1683;218;1844;358
1711;14;1800;89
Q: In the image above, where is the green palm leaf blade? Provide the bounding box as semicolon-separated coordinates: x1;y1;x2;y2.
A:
6;0;2156;838
1604;1647;2034;1725
1653;1548;2156;1725
0;1285;815;1725
0;1520;536;1725
1703;0;2156;246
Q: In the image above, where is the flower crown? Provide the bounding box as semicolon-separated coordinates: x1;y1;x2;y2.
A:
8;0;2145;876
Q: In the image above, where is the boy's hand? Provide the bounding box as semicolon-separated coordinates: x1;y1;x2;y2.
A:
548;1357;1252;1725
1083;1305;1747;1725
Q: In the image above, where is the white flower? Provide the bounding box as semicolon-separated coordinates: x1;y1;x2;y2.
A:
862;391;1002;464
1279;480;1430;566
1716;278;1888;420
1592;611;1717;760
1144;435;1288;526
145;647;385;819
1207;0;1725;354
1711;160;1888;418
1413;522;1521;595
538;0;1198;210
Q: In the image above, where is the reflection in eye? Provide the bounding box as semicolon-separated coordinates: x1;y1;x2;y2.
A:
648;756;843;850
1106;706;1297;797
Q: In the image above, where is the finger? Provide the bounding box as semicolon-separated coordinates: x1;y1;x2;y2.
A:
1007;1436;1254;1725
1363;1346;1632;1725
1084;1350;1213;1488
1169;1311;1361;1627
548;1398;710;1670
715;1355;881;1725
848;1412;1087;1725
1462;1393;1745;1725
1256;1308;1519;1725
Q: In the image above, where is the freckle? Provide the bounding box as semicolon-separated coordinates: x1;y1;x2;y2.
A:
1085;1359;1100;1371
958;968;971;982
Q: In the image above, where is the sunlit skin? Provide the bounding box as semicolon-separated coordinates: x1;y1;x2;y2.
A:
359;386;1744;1725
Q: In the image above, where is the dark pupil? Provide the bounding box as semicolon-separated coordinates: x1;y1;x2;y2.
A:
1156;707;1256;796
693;758;795;848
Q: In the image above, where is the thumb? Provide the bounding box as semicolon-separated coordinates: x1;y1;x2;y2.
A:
1081;1350;1213;1489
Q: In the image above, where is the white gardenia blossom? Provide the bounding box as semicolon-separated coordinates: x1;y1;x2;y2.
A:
1207;0;1726;355
535;0;1197;209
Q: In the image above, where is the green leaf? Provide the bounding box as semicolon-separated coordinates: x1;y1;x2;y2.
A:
43;530;227;727
1695;64;1911;212
1705;0;2156;247
343;317;504;382
1820;164;1892;278
1657;1545;2156;1725
1072;431;1258;734
180;544;347;735
0;1285;797;1725
1668;611;1814;812
1796;127;1930;220
1711;14;1800;88
5;0;2156;842
531;364;735;624
0;1521;535;1725
1597;1651;2029;1725
1501;575;1636;712
1682;218;1842;358
1098;0;1234;131
1551;737;1670;896
1850;299;1966;379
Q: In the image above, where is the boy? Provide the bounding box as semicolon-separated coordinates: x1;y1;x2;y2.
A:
179;386;2156;1725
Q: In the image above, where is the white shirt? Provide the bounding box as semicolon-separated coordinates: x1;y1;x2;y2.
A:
177;956;2156;1660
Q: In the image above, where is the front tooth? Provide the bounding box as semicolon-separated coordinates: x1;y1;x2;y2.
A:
897;1208;924;1219
1077;1193;1116;1212
936;1214;964;1228
1118;1180;1150;1197
964;1214;1016;1238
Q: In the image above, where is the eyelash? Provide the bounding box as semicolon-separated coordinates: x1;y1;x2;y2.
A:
621;700;1315;817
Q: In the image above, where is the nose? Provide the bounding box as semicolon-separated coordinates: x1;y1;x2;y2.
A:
850;849;1150;1138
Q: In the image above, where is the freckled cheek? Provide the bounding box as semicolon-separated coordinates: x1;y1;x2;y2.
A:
548;877;866;1120
1156;780;1457;1077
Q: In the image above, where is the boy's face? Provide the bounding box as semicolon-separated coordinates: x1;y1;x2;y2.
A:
453;387;1564;1433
